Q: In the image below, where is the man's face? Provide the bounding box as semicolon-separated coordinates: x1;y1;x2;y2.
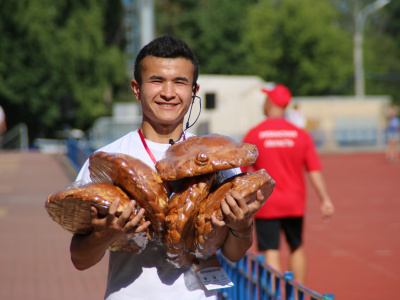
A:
131;56;197;128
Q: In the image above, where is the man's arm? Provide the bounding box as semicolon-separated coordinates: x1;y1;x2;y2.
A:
307;170;334;218
70;199;150;270
211;190;265;262
0;119;6;135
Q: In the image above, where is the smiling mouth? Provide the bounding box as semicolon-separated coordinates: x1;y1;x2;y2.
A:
157;102;178;107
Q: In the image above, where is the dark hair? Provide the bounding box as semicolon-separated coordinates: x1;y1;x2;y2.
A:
134;35;199;89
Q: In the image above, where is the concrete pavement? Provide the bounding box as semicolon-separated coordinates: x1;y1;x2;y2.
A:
0;151;108;300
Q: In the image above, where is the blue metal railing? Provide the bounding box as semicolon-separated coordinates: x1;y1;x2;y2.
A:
217;252;334;300
65;138;334;300
66;138;93;173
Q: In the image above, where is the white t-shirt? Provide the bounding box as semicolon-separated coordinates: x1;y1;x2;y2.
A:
76;130;238;300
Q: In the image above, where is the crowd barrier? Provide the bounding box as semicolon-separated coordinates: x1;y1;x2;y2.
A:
65;138;334;300
66;138;93;173
217;252;334;300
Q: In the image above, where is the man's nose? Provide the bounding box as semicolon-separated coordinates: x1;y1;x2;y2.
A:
160;82;176;100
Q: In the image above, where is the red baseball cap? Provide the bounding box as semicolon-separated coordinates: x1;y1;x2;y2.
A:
261;84;292;108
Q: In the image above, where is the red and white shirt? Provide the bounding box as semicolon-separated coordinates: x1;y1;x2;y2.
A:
242;118;321;219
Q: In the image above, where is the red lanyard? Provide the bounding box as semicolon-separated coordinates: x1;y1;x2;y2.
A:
138;129;186;165
138;129;157;165
138;129;186;193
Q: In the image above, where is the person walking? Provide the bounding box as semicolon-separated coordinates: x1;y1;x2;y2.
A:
241;83;334;284
0;105;7;148
385;104;399;163
70;35;267;300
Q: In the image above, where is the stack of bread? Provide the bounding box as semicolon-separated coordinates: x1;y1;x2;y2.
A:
45;134;275;267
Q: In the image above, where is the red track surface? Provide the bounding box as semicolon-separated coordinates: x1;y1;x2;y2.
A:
0;151;399;300
250;152;400;299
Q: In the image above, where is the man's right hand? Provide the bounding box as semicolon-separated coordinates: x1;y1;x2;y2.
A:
70;199;150;270
91;199;150;244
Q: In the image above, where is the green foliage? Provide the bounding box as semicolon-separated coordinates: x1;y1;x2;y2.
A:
245;0;353;96
1;0;399;142
0;0;127;141
156;0;256;75
329;0;400;104
156;0;399;103
366;0;400;105
156;0;356;96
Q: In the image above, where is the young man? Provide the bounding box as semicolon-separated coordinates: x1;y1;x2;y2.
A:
242;84;334;284
70;35;266;300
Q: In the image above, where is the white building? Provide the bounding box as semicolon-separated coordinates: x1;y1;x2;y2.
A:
93;75;391;152
188;75;267;142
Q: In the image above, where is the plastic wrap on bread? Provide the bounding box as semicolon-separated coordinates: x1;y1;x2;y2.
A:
155;134;258;181
164;173;216;267
45;135;276;266
194;170;275;260
89;151;168;240
44;181;148;253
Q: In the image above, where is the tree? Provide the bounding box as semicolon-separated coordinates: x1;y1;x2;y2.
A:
155;0;356;96
156;0;256;75
0;0;127;141
329;0;400;104
364;1;400;104
245;0;354;96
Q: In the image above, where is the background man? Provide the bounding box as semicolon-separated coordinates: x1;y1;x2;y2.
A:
241;83;334;284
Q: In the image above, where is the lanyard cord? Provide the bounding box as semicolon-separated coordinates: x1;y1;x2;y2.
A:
138;129;186;164
138;129;186;193
138;129;157;165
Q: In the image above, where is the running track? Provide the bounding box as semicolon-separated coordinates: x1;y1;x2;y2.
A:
250;151;400;299
0;151;398;299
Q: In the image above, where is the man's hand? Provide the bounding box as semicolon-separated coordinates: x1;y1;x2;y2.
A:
211;189;265;262
320;197;334;219
211;190;266;232
70;198;150;270
211;189;264;233
91;198;150;244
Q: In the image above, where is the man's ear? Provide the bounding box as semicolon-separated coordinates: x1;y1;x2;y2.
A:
192;83;200;98
131;79;141;101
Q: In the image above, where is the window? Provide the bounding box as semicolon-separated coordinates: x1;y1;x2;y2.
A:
205;93;216;109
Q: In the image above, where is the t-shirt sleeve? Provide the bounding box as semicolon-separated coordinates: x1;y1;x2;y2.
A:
304;132;322;171
241;130;256;173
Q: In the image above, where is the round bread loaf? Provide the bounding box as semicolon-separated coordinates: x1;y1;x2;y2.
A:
45;181;148;253
89;151;168;240
155;134;258;181
194;169;275;260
